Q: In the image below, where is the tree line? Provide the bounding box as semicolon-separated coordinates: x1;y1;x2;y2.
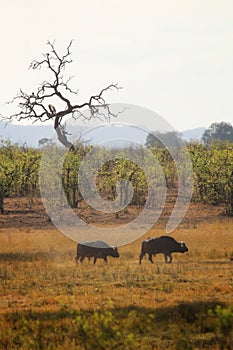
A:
0;137;233;216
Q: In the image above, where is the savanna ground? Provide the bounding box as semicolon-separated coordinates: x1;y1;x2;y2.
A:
0;197;233;349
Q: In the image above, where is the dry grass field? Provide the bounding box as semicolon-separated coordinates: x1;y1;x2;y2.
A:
0;198;233;349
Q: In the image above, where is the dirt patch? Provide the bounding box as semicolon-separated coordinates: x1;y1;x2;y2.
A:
0;196;226;230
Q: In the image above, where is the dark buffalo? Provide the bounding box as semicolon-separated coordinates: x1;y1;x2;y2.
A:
75;240;120;265
139;236;188;264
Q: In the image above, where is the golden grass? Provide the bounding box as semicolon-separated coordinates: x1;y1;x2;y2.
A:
0;219;232;316
0;219;233;349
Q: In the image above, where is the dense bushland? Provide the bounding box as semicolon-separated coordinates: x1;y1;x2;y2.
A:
0;138;233;215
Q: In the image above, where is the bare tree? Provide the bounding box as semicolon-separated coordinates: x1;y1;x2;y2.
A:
5;40;120;150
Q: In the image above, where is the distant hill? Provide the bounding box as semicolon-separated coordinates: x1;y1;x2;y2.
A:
0;121;206;147
0;122;54;147
181;127;206;141
0;122;149;148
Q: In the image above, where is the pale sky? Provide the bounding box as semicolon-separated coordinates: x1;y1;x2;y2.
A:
0;0;233;131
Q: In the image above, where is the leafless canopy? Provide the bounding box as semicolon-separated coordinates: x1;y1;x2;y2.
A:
7;40;121;150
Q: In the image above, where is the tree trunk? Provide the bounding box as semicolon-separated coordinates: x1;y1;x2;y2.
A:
227;170;233;216
0;193;4;214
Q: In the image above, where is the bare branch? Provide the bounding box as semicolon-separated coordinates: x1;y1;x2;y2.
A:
5;40;121;149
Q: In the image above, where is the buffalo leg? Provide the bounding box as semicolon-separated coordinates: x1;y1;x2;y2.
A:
93;257;97;264
148;254;154;264
139;252;145;264
79;256;85;263
168;254;172;263
164;254;172;263
104;256;108;263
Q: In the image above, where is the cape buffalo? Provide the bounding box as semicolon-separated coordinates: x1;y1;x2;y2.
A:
75;240;120;265
139;236;189;264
